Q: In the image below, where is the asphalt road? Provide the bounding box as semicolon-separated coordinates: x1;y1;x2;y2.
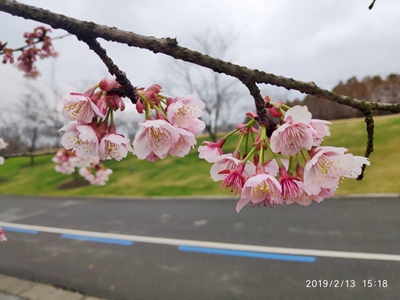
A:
0;194;399;300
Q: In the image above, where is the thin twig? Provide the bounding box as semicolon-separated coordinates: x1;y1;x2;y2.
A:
357;111;375;180
369;0;377;10
80;37;138;103
0;33;71;55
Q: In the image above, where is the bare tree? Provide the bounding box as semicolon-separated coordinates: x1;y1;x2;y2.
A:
12;67;64;164
161;31;242;141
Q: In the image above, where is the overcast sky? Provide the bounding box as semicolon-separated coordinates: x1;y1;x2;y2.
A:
1;0;400;112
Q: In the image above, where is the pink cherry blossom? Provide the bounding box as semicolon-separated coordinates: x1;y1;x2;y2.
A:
61;93;103;122
310;119;331;146
79;167;95;182
107;94;125;111
90;168;113;186
141;84;162;102
278;167;302;204
209;154;256;182
53;149;78;174
169;127;197;157
303;146;360;195
286;181;334;206
270;123;314;156
99;133;133;161
99;78;120;92
270;105;314;156
0;227;6;242
346;156;371;178
79;163;112;186
221;163;246;196
167;94;205;133
236;172;282;212
133;119;180;160
0;138;8;150
263;159;289;177
284;105;312;124
198;138;225;162
60;122;99;158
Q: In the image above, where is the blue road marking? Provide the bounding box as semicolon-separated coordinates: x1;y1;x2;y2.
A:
61;234;133;245
178;246;316;262
2;226;38;234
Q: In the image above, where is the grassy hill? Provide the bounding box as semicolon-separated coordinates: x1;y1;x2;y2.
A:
0;114;399;197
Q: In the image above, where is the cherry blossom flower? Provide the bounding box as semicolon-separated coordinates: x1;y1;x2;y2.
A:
99;78;120;92
60;122;99;158
107;94;125;111
133;119;180;160
303;146;369;195
90;168;113;186
346;156;371;178
286;181;334;206
167;94;205;133
99;133;133;161
0;138;8;150
53;149;79;174
169;127;197;157
278;167;302;204
79;162;112;186
263;159;289;177
198;138;225;162
2;48;14;64
270;123;314;156
220;163;246;196
209;153;256;182
79;167;95;182
61;93;103;122
0;227;6;242
270;106;314;157
236;171;282;212
310;119;331;146
0;138;8;165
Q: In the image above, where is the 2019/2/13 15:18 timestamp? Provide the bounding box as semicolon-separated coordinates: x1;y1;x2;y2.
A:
305;280;388;288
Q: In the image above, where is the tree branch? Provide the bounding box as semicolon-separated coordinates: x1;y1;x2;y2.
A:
79;37;138;103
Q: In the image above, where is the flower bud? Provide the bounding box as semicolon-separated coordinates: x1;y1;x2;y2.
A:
99;78;120;92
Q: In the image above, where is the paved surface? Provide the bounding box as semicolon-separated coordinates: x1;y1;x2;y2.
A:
0;274;106;300
0;194;399;300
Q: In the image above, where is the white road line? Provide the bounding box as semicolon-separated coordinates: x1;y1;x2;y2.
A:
1;221;400;262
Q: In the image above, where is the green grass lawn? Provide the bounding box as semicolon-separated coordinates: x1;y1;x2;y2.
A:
0;114;399;197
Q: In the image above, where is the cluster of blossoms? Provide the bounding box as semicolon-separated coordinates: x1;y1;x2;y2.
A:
198;97;370;212
58;79;206;185
53;149;112;185
0;138;8;165
60;78;132;161
133;84;205;161
1;26;58;79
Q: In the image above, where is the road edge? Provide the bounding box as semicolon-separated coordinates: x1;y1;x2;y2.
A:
0;274;107;300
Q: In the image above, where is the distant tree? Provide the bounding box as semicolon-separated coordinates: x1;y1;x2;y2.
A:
161;31;242;141
13;69;64;164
